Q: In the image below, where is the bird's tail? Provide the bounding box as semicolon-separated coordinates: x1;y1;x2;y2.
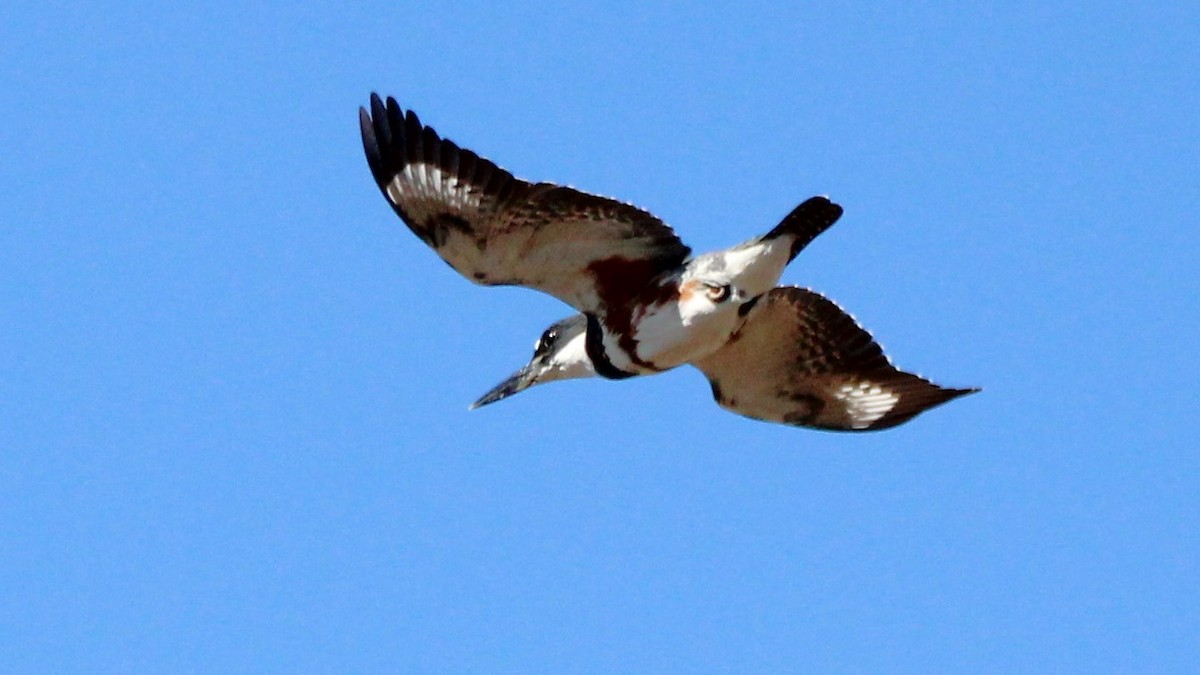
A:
761;195;844;263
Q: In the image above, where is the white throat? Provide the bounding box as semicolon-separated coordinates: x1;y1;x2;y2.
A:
542;331;595;383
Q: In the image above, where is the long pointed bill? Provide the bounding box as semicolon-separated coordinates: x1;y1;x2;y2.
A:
469;363;540;410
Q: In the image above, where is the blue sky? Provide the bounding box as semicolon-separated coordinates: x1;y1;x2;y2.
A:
2;2;1197;672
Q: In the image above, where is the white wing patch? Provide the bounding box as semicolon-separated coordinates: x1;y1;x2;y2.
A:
835;381;900;429
386;167;483;221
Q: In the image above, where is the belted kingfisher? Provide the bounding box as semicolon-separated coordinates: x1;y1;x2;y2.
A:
360;93;977;431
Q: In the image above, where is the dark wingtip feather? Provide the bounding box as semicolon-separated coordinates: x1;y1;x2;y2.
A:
359;106;383;180
779;287;977;431
862;380;979;431
370;94;390;144
360;93;407;190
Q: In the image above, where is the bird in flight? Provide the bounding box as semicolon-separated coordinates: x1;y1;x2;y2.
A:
359;93;976;430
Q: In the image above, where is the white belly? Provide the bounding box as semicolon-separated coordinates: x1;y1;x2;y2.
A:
601;236;794;373
630;284;744;370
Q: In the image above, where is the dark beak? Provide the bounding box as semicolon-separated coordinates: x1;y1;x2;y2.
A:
469;362;540;410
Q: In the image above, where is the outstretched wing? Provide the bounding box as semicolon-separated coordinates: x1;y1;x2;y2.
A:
693;287;977;431
360;94;692;314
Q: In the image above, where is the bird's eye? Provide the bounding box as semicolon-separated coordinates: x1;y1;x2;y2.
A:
535;329;558;354
705;284;732;303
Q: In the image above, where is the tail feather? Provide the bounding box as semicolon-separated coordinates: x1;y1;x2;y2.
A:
762;196;844;263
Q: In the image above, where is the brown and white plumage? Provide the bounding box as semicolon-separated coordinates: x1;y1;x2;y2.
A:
360;93;977;430
694;287;978;431
360;93;691;314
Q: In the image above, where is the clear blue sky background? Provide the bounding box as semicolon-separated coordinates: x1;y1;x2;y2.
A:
3;2;1197;672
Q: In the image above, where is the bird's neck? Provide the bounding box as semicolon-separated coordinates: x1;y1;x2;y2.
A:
584;314;640;380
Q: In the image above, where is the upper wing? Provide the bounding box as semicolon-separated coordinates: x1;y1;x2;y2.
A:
359;94;692;314
693;287;977;431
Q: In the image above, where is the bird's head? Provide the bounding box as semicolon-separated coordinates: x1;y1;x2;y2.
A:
470;315;594;409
